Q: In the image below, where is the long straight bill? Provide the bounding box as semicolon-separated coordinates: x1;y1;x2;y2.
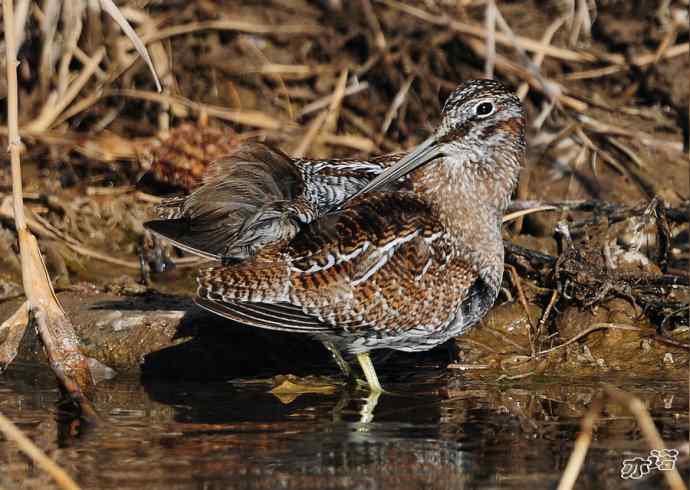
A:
344;136;443;205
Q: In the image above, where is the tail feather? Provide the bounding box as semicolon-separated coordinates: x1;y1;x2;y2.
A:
145;218;221;260
144;142;306;260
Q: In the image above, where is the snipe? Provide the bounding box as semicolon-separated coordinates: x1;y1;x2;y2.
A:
146;79;526;392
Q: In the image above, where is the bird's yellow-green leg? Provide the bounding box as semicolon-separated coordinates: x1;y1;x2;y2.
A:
356;352;383;393
358;390;381;425
322;341;353;378
322;341;370;390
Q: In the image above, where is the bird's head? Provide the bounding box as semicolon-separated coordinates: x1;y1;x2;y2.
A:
350;79;526;210
436;79;525;160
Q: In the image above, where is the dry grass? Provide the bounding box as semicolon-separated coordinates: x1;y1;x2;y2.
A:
0;1;687;486
557;386;687;490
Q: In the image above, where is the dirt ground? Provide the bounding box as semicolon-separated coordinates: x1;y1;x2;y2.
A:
0;0;687;383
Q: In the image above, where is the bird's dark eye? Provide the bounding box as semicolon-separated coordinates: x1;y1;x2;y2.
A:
475;102;494;117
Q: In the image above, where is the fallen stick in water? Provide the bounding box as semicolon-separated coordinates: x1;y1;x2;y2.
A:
0;411;82;490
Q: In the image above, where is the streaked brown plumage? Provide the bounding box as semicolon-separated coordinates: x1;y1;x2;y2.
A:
145;79;526;392
147;143;405;260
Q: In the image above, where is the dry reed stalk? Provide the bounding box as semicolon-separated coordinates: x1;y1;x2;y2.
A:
56;1;84;97
516;16;565;100
574;127;660;197
537;323;669;356
505;264;536;356
379;75;415;143
565;42;688;80
484;0;496;78
320;132;376;152
141;19;325;44
578;114;684;151
512;17;565;235
3;0;97;417
25;48;106;132
18;230;99;419
294;69;349;157
241;40;295;121
293;110;329;158
360;0;386;51
0;302;28;368
380;0;614;63
502;205;558;223
110;89;284;129
650;20;678;66
209;62;337;78
11;0;31;52
131;9;173;132
567;0;594;46
0;196;81;247
99;0;161;92
62;241;141;269
38;0;61;97
323;69;350;134
464;36;589;113
604;386;687;490
556;397;603;490
0;196;140;269
297;81;369;118
23;0;161;136
0;411;81;490
492;2;553;96
557;387;687;490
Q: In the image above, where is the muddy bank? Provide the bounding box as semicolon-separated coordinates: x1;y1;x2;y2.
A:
0;283;685;387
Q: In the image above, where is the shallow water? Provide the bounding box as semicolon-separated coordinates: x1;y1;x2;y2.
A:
0;361;687;490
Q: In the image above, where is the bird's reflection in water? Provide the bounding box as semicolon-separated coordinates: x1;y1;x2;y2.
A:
264;377;387;425
1;363;686;490
357;390;381;425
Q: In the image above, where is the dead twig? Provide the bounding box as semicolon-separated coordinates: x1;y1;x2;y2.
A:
380;0;612;63
502;205;558;223
558;386;686;490
323;69;349;135
98;0;162;92
0;197;141;269
293;110;328;158
141;19;325;44
62;241;141;270
506;199;689;227
484;0;496;78
556;397;604;490
536;289;559;351
538;322;688;356
378;75;414;143
517;16;566;101
25;48;105;132
108;89;285;130
0;411;82;490
360;0;386;51
294;69;349;157
297;81;369;118
603;386;686;490
505;264;536;356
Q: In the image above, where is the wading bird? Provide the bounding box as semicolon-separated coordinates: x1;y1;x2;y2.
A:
145;79;526;392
